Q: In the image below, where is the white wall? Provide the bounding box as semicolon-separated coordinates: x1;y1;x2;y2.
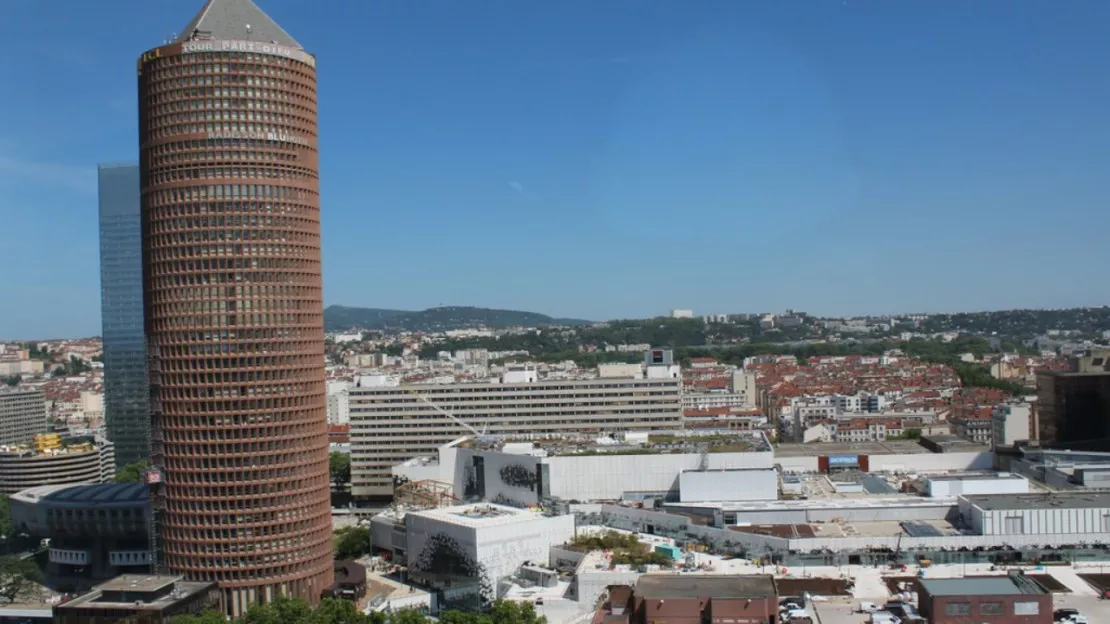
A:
972;504;1110;536
868;451;994;473
678;469;778;502
925;475;1029;498
546;451;774;501
475;514;575;587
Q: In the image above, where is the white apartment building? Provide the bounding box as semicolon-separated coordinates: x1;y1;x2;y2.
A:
682;393;749;411
349;365;683;497
992;403;1032;448
0;390;48;447
327;380;352;425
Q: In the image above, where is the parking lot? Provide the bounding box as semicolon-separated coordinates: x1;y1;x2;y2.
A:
809;594;1110;623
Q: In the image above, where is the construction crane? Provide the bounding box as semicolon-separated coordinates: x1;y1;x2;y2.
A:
401;385;487;437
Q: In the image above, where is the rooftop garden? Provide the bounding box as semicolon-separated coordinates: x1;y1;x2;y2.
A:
565;530;674;566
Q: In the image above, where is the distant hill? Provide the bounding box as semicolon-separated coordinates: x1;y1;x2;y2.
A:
324;305;591;332
323;306;409;331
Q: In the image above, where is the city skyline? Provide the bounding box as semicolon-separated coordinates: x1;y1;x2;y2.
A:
3;0;1110;339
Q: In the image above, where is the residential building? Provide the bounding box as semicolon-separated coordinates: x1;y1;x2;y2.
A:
670;309;694;319
98;163;150;467
992;403;1032;448
0;389;47;446
327;380;351;425
138;0;332;614
595;575;778;624
952;417;993;445
349;364;683;497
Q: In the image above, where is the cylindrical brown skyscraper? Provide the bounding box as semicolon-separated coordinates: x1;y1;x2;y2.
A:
137;0;332;615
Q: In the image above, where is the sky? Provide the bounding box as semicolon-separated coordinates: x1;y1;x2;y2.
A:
1;1;1109;338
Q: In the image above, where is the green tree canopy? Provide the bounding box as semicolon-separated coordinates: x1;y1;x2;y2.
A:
329;452;351;491
114;460;149;483
334;526;370;560
0;556;44;603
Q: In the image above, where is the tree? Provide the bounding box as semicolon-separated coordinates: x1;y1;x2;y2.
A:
901;428;922;440
333;526;370;560
329;452;351;491
1;375;18;387
0;556;43;603
0;496;13;547
114;460;149;483
51;366;66;377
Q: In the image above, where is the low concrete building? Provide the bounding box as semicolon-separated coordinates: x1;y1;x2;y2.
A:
52;574;219;624
960;491;1110;536
917;573;1050;624
923;473;1029;498
596;575;778;624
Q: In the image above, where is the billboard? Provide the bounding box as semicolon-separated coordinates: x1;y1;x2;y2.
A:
828;455;859;467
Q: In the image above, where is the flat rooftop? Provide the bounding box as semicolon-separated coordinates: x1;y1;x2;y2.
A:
774;440;932;457
964;492;1110;511
926;472;1025;482
920;575;1048;597
97;575;175;593
58;575;215;612
460;431;770;457
635;574;776;599
668;495;955;512
411;503;546;528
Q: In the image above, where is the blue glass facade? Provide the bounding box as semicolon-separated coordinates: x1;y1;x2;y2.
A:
98;164;149;467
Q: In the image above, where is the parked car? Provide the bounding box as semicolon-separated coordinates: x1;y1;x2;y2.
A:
1054;608;1088;623
858;601;881;613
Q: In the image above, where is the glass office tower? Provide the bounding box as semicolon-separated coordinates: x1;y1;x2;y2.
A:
98;164;150;467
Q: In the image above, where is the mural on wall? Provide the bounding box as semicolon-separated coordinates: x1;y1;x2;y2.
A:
411;532;494;605
463;456;486;500
498;463;538;490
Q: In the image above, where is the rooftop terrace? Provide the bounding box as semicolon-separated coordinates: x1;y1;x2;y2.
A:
459;430;770;457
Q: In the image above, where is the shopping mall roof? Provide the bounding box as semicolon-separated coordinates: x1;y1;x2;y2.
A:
963;491;1110;511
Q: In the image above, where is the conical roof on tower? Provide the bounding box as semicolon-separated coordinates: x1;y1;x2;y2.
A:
174;0;302;49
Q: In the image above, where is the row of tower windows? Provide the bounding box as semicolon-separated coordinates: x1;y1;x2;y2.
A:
149;165;316;185
149;50;315;87
157;185;310;202
145;256;318;275
151;109;311;132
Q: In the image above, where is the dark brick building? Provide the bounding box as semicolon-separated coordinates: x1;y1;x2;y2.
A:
596;574;778;624
918;573;1051;624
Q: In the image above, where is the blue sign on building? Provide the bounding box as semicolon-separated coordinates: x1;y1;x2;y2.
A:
828;455;860;467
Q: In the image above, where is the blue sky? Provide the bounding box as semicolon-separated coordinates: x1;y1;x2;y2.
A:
1;1;1109;338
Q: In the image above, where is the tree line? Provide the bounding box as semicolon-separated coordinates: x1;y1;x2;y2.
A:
171;596;546;624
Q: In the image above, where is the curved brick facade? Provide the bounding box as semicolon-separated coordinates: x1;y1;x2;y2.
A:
137;33;332;615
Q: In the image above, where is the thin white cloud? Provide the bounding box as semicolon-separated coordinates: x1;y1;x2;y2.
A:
0;153;97;195
507;180;528;197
